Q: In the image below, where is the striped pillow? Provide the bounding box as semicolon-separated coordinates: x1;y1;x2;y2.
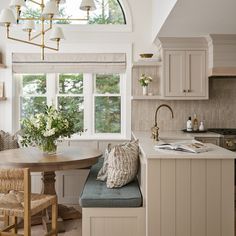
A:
97;144;112;181
106;140;139;188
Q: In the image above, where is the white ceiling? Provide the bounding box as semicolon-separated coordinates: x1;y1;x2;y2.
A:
155;0;236;39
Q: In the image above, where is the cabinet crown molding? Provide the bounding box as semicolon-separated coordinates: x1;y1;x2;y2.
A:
158;37;208;49
207;34;236;77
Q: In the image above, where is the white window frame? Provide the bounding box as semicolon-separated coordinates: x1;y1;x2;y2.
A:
16;72;127;140
91;73;126;140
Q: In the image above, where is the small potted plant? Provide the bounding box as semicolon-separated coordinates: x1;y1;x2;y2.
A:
139;73;152;95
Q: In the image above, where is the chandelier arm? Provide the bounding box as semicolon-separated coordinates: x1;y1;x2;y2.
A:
30;20;52;41
18;17;89;21
7;27;58;51
51;17;89;21
44;45;59;51
18;17;42;21
7;35;45;48
30;26;51;41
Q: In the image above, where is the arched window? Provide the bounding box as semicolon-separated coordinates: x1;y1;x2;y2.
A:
21;0;126;25
89;0;126;24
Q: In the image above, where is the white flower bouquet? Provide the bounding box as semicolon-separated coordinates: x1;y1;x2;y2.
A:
139;73;153;87
21;105;83;153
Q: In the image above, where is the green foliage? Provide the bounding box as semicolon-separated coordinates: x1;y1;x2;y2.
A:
20;73;122;136
54;8;71;24
58;74;84;132
89;0;125;24
58;96;84;132
21;97;47;119
21;7;71;24
59;74;83;94
21;105;84;148
21;74;47;119
95;74;120;93
21;8;41;24
95;96;121;133
139;74;153;87
21;0;125;25
22;74;46;95
95;74;121;133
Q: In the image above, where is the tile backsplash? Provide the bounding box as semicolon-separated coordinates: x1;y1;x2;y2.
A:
132;78;236;131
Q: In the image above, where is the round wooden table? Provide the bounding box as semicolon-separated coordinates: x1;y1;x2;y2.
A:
0;146;102;230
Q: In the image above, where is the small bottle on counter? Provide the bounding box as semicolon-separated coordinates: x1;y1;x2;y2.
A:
193;114;198;131
187;116;192;131
199;121;205;131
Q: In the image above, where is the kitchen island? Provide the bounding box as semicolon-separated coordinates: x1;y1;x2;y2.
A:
133;131;236;236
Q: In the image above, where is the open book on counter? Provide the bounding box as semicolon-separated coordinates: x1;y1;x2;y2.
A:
154;140;211;154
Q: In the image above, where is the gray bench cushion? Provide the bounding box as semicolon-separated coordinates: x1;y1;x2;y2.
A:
79;158;142;208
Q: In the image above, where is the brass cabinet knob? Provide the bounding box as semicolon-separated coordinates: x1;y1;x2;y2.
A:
187;89;191;92
226;140;234;147
183;89;186;92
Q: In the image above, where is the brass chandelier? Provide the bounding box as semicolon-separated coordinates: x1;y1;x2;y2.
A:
0;0;96;60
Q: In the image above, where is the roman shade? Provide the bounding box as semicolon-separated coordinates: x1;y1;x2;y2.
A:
12;53;126;73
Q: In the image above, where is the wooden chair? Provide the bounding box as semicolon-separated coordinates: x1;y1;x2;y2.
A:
0;168;57;236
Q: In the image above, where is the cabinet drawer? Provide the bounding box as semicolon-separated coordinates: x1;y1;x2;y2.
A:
195;137;220;146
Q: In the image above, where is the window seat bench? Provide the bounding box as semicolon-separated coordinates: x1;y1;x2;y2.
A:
79;159;145;236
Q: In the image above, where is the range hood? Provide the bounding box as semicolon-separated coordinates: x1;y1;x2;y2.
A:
207;34;236;77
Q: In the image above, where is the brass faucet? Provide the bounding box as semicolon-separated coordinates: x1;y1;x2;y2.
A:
151;104;174;141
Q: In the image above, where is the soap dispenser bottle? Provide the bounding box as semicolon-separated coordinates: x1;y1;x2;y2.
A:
193;114;199;131
199;121;205;131
187;117;192;131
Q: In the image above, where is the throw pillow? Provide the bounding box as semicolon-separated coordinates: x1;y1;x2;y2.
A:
97;143;112;181
106;140;139;188
0;130;19;151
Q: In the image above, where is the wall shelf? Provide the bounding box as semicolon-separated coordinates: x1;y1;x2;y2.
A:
132;60;162;67
132;95;162;100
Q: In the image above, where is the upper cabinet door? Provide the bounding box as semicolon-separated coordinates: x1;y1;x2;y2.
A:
165;50;186;97
186;51;206;97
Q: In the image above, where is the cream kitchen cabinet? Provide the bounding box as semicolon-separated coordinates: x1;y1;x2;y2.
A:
133;131;235;236
163;50;208;99
195;136;220;146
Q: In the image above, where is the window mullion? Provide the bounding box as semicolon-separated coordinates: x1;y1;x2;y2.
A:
15;74;22;131
120;73;125;137
83;73;93;136
46;73;57;106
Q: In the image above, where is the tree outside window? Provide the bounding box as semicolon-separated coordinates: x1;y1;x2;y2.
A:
18;73;124;137
20;0;125;25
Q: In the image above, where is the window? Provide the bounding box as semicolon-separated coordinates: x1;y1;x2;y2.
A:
16;73;125;139
20;74;47;118
21;0;126;25
94;74;121;133
57;74;84;131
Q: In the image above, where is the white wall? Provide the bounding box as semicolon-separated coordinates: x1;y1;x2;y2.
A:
157;0;236;37
0;0;158;133
151;0;177;41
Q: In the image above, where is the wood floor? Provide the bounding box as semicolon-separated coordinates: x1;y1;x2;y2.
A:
0;206;82;236
21;219;82;236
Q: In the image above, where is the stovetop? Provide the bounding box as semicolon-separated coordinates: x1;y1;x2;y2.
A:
208;128;236;135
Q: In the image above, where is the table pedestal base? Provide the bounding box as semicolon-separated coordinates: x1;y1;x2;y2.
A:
40;171;81;232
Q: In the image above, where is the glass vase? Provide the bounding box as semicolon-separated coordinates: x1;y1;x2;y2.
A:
40;139;57;155
142;86;148;95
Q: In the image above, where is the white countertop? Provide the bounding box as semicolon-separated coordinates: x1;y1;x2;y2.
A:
132;131;236;159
